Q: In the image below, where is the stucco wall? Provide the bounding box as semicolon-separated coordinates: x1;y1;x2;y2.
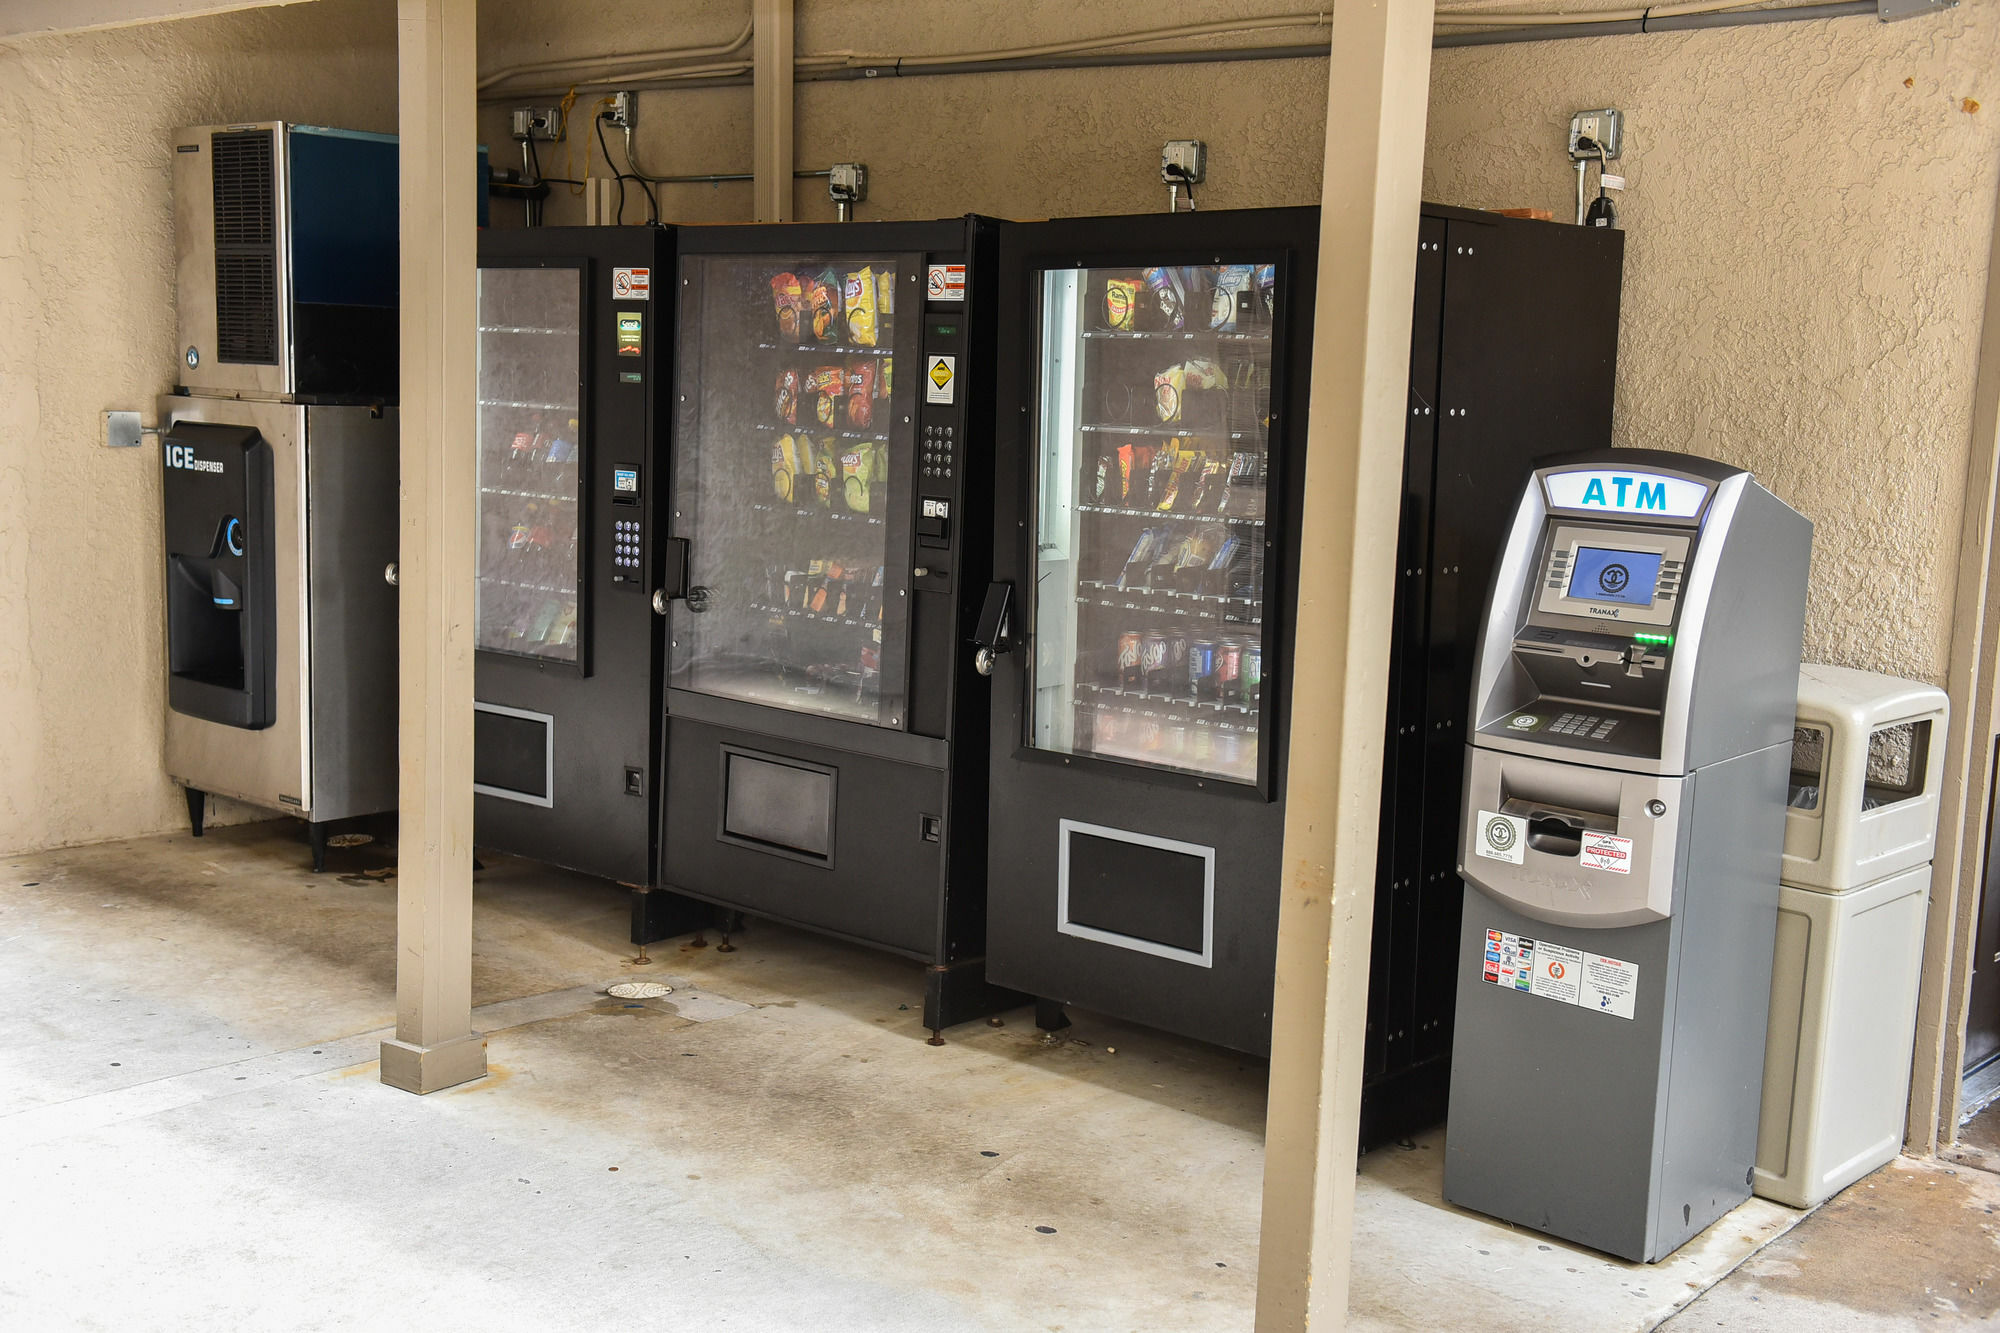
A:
1425;8;2000;681
0;0;397;855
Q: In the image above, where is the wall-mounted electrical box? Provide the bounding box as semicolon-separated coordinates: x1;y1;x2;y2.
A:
1569;109;1623;160
1161;139;1207;185
511;106;564;142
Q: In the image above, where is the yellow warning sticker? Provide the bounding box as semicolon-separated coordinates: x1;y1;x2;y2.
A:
926;354;955;404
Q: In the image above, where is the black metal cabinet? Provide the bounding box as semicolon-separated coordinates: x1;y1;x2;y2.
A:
980;205;1623;1139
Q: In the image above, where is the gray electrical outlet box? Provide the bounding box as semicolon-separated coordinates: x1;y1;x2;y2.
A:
1569;108;1623;161
1162;139;1207;185
511;106;564;142
828;162;868;204
605;91;636;129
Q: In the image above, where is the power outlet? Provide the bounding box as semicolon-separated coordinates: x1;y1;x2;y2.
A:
510;106;564;142
1162;139;1207;185
604;91;636;129
1568;108;1622;161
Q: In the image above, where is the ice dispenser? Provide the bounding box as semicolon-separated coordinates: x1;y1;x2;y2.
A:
1445;450;1812;1262
161;421;275;730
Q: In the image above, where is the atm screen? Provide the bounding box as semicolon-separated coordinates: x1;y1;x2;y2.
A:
1566;546;1663;607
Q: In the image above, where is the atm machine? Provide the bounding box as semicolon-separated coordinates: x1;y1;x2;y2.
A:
1445;451;1811;1262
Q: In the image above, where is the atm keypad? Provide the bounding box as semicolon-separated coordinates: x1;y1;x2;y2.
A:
1551;710;1618;742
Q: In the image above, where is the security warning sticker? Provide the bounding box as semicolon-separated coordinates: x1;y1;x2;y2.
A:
926;263;967;301
1581;953;1639;1019
1579;830;1634;874
926;354;956;404
612;266;651;300
1484;929;1637;1021
616;311;644;357
1475;809;1526;864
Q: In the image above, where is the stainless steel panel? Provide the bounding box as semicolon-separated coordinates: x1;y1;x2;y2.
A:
174;122;293;399
304;404;399;821
159;394;310;809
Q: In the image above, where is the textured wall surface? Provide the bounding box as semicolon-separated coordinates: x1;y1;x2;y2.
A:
1427;6;2000;681
477;0;1331;227
0;0;397;855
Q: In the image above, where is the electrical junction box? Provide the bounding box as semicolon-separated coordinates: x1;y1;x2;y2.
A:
1161;140;1207;185
511;106;564;142
1569;108;1623;160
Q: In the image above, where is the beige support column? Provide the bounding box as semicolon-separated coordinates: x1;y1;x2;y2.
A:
751;0;794;222
381;0;486;1096
1254;1;1434;1328
1911;175;2000;1148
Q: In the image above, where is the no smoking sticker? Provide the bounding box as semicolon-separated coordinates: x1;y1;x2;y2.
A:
926;263;966;301
612;267;650;300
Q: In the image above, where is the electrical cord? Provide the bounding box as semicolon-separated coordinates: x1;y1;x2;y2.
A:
594;114;659;225
523;135;584;188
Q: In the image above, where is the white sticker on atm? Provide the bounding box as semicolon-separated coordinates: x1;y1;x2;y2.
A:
1581;953;1639;1019
1530;941;1583;1005
1579;830;1634;874
1484;929;1636;1020
1475;810;1526;864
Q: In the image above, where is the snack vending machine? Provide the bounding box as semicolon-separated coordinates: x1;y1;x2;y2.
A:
656;218;1007;1031
978;206;1623;1138
473;226;696;911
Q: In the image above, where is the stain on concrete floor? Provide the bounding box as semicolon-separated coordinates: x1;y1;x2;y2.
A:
1664;1156;2000;1330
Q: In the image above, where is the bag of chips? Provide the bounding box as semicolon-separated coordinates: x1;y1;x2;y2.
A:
840;447;876;513
1154;364;1186;422
813;450;837;507
771;273;805;340
1144;267;1188;330
1210;264;1254;331
847;360;877;428
775;368;801;424
844;268;881;345
1105;278;1140;330
807;268;842;341
772;435;800;502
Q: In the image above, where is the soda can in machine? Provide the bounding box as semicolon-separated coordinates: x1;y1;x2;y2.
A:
1216;636;1243;703
1214;726;1243;768
1117;628;1144;688
1092;707;1120;752
1141;630;1170;692
1241;641;1263;707
1189;638;1217;699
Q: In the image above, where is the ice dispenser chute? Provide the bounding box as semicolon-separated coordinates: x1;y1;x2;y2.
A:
162;421;275;729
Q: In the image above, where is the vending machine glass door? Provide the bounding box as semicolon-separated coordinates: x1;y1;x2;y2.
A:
1028;262;1279;784
475;263;587;666
669;254;915;729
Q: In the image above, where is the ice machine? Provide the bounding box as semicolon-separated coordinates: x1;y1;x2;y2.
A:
1445;451;1811;1262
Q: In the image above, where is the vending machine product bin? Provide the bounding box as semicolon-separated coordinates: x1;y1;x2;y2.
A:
1755;664;1945;1208
1446;450;1812;1262
656;217;1007;1030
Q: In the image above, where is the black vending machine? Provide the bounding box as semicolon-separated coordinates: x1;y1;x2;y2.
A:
978;206;1623;1139
473;225;695;922
656;217;1007;1032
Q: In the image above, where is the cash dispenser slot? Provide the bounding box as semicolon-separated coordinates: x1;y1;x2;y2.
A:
1497;795;1618;857
162;421;276;730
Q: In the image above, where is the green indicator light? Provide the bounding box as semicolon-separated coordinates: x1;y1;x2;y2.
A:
1632;633;1673;646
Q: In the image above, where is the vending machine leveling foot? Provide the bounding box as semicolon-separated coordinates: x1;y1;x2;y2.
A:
308;821;329;874
185;786;206;838
1034;999;1071;1034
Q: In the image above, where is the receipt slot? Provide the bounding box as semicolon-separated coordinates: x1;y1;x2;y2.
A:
1444;451;1811;1262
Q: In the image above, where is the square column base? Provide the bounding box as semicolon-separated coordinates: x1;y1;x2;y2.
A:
380;1031;488;1094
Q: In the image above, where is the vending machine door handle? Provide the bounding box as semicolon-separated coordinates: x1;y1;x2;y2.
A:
660;537;691;603
972;582;1013;652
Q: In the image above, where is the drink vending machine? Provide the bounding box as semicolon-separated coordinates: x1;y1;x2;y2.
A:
471;225;698;936
975;206;1622;1138
1445;452;1810;1261
655;218;1010;1032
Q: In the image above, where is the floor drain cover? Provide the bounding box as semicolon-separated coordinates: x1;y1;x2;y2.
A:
326;833;374;848
607;981;673;1000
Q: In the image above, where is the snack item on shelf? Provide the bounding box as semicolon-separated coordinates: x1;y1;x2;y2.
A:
803;364;844;426
1211;264;1255;331
807;268;843;341
1189;456;1228;513
1184;358;1225;391
840;447;875;513
1116;528;1163;590
873;441;891;511
1149;532;1186;585
776;368;801;424
880;355;893;397
782;568;806;608
1242;642;1263;707
1105;278;1140;330
844;268;881;345
1144;266;1188;330
1220;449;1262;515
1257;264;1277;319
846;360;877;428
1146;445;1178;506
1179;524;1227;578
1157;450;1198;511
771;272;806;340
812;451;838;507
1094;450;1115;502
772;433;813;503
1154;363;1186;423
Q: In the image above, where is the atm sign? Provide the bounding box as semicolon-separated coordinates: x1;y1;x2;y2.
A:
1545;469;1706;518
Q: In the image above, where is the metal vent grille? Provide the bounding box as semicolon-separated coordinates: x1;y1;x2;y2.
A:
211;129;278;365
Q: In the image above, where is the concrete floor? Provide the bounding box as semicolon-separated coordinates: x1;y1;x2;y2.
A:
0;820;1990;1331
